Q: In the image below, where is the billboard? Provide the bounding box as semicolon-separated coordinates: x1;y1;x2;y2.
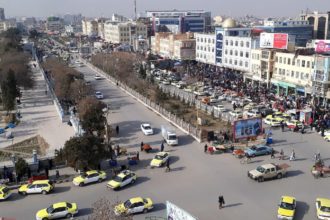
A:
233;118;262;140
260;33;288;49
167;201;198;220
315;40;330;54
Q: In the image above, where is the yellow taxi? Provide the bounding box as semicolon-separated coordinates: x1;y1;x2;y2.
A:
150;152;170;167
115;197;153;215
36;202;78;220
277;196;296;220
0;185;12;200
19;180;54;195
72;170;106;186
316;198;330;219
107;170;137;190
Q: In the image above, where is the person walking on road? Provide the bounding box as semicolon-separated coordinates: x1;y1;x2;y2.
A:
140;141;144;151
289;149;295;161
204;144;208;153
270;148;275;159
116;125;119;136
279;149;284;160
218;195;225;209
280;121;285;132
166;158;171;172
160;141;165;152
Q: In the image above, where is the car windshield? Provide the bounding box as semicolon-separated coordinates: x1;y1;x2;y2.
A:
256;166;266;173
144;126;151;130
113;176;123;182
321;206;330;212
46;206;54;214
155;154;165;160
168;135;177;140
124;200;132;208
66;203;72;208
280;202;295;210
80;173;87;178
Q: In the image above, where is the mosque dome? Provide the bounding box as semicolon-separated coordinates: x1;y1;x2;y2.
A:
222;18;237;28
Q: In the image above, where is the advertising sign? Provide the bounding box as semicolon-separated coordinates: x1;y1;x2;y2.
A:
233;118;263;140
167;201;198;220
315;40;330;54
260;33;288;49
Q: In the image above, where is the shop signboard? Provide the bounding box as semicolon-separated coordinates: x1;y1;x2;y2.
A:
167;201;198;220
314;40;330;54
260;33;288;49
233;118;263;140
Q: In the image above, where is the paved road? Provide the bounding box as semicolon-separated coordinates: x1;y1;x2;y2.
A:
1;62;330;220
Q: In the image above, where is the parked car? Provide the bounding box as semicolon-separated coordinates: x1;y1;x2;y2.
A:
95;91;104;99
94;75;102;80
72;170;106;186
277;196;296;220
107;170;137;190
19;180;54;195
229;110;243;119
264;117;281;127
245;144;273;157
0;186;12;200
246;109;261;118
115;197;153;215
316;198;330;220
150;152;170;167
140;123;154;135
36;202;78;220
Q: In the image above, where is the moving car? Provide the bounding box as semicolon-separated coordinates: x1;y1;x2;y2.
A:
277;196;296;220
316;198;330;219
141;123;154;135
95;91;104;99
248;163;289;182
36;202;78;220
72;170;106;186
107;170;137;190
94;75;102;80
150;152;170;167
245;144;273;157
115;197;153;215
0;186;12;200
19;180;54;195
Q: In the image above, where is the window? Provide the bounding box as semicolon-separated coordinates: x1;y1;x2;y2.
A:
284;58;286;64
225;49;228;55
230;40;233;46
300;72;304;79
212;39;215;44
288;58;291;65
235;50;238;56
279;57;282;63
307;61;310;68
292;59;295;65
230;50;233;55
245;61;248;67
225;40;228;45
306;73;309;79
224;58;227;63
295;71;299;78
197;38;199;42
239;60;243;66
212;48;214;52
246;42;250;48
208;39;211;43
297;59;300;67
245;52;249;58
229;59;232;64
234;60;238;65
291;71;294;77
235;41;238;46
302;60;305;67
240;41;244;47
275;56;278;62
240;51;243;57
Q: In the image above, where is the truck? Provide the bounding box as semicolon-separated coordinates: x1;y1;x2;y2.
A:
161;125;178;146
248;163;289;182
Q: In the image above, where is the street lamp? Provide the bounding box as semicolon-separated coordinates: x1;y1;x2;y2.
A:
11;154;17;184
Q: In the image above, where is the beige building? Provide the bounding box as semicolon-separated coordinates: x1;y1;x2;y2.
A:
151;32;195;60
104;21;147;45
248;49;275;85
0;19;16;33
46;17;64;33
82;19;98;36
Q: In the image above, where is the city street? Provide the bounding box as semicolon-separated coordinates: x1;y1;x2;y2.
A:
1;62;330;220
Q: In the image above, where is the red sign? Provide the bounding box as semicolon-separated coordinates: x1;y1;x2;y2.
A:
315;40;330;54
273;33;288;49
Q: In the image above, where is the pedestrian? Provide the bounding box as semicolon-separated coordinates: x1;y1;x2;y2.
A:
116;125;119;135
116;145;120;156
289;149;295;161
160;142;164;152
140;141;144;151
218;195;225;209
279;149;284;160
136;151;139;160
204;144;208;153
166;158;171;172
270;148;275;159
280;121;285;132
55;170;60;179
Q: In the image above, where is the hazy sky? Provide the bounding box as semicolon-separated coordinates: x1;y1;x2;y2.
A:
0;0;329;18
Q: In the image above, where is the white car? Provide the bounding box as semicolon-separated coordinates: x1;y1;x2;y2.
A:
246;109;261;118
141;123;154;135
214;104;228;112
229;110;243;119
95;91;104;99
94;75;102;80
107;170;137;190
263;118;281;127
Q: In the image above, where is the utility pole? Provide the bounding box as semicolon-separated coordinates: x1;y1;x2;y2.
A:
134;0;137;21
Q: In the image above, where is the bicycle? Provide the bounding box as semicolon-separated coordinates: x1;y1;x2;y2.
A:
240;156;252;164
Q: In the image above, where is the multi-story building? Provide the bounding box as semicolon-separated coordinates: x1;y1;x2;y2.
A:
63;14;82;25
97;18;107;39
144;10;211;34
151;32;195;60
257;18;313;47
22;17;36;30
46;17;64;33
82;19;98;36
0;19;17;33
312;55;330;101
111;14;128;22
0;8;5;20
215;18;260;72
195;33;216;65
300;11;330;40
104;21;147;45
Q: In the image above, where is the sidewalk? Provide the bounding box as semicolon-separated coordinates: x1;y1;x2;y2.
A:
0;61;75;156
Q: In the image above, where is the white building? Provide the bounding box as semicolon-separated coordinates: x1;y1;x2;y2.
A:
82;19;98;36
104;21;147;45
0;19;17;33
195;33;216;65
111;14;128;22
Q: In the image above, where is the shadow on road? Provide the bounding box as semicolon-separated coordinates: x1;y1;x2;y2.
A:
178;135;196;146
77;207;93;217
168;166;185;172
7;193;25;202
295;201;309;220
152;203;166;212
53;186;71;194
294;158;307;161
248;159;264;164
286;170;304;178
169;155;180;165
224;202;243;208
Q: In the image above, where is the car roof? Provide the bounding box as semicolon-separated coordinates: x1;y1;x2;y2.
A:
282;196;295;204
261;163;276;169
118;170;133;178
53;202;67;208
85;170;99;175
0;185;8;191
32;180;50;184
130;197;143;203
156;152;169;156
317;198;330;207
142;123;150;126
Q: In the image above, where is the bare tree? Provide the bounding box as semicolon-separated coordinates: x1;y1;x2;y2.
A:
88;197;133;220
